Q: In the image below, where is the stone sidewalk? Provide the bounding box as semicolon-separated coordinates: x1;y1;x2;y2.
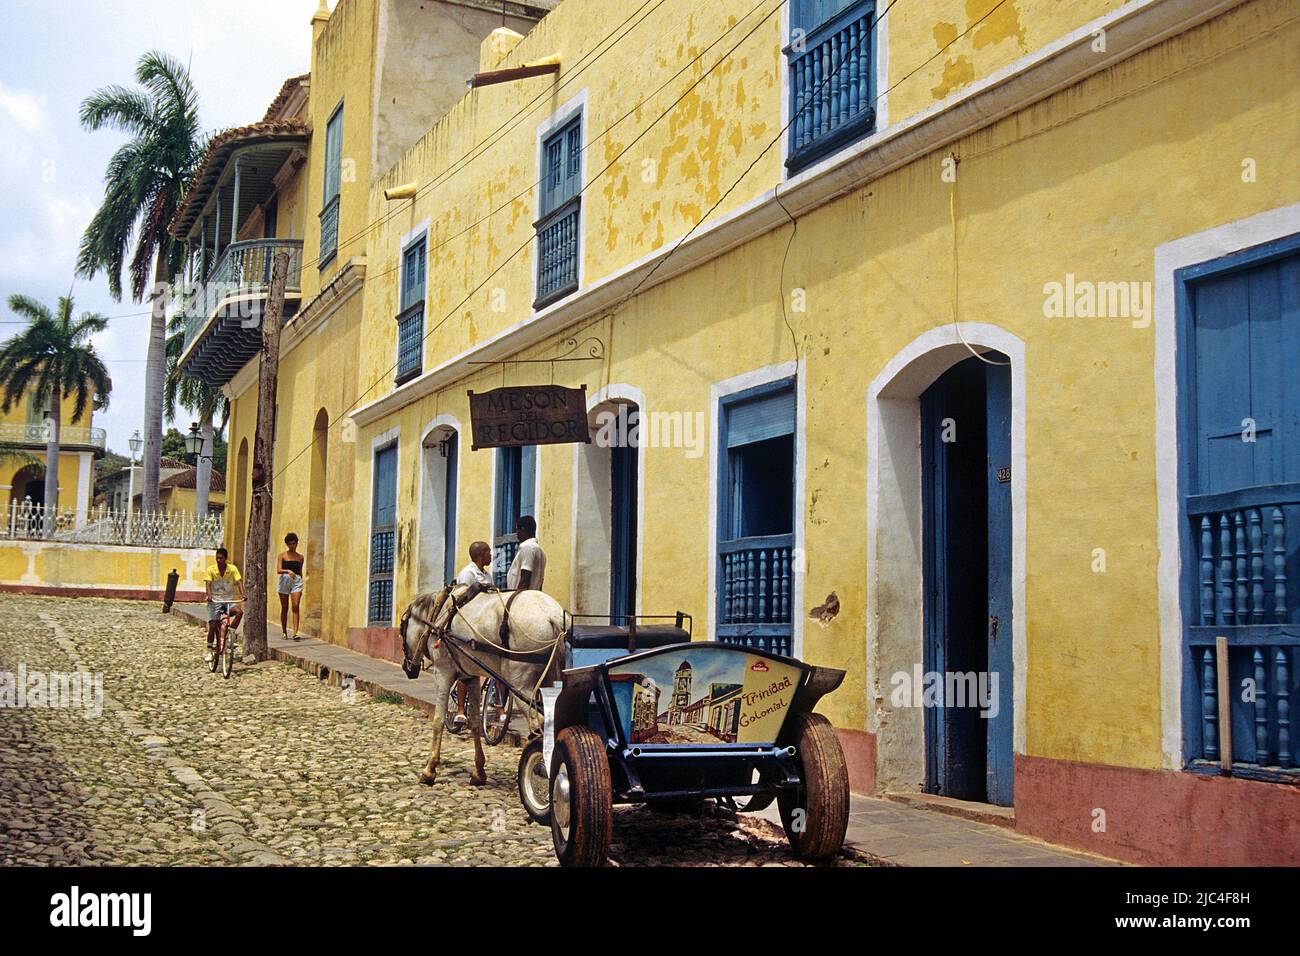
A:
173;603;1119;867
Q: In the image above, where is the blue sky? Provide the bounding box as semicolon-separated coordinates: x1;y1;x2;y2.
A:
0;0;317;454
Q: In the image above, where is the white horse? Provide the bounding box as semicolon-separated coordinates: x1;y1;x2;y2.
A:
400;586;565;786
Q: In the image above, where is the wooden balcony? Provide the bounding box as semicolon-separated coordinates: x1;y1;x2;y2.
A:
785;2;877;173
176;238;304;388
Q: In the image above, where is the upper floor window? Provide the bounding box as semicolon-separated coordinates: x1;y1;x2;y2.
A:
395;238;426;384
786;0;877;173
535;114;582;309
320;103;344;268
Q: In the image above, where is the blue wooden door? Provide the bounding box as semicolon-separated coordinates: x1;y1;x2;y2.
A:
922;355;1013;805
609;435;638;625
442;432;458;586
985;361;1015;805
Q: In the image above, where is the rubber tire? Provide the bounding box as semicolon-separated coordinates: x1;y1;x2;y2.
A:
221;634;235;679
208;623;220;673
777;712;850;863
482;680;512;746
549;726;612;867
516;737;551;825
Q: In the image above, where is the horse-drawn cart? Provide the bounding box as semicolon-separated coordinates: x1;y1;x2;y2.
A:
517;614;851;866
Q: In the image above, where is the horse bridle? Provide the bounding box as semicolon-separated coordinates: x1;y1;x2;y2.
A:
401;586;468;679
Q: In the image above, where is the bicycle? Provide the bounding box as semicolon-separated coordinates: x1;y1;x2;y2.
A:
208;604;239;679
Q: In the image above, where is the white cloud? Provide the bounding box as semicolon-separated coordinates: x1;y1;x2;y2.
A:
0;82;49;136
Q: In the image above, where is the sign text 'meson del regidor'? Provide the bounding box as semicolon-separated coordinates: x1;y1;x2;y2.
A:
468;384;591;450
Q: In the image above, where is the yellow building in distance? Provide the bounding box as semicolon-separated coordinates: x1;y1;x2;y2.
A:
0;384;106;520
172;0;1300;865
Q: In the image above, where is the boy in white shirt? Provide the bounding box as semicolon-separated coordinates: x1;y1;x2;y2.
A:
455;541;493;588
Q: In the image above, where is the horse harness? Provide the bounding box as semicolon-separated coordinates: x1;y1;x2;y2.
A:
410;584;552;668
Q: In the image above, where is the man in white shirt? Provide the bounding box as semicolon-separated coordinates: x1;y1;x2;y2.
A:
455;541;493;588
506;515;546;591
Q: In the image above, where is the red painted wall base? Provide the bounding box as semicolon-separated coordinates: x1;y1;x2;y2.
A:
1014;753;1300;866
347;625;402;664
834;727;877;795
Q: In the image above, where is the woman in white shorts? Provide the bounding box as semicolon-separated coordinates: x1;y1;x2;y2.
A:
276;532;306;640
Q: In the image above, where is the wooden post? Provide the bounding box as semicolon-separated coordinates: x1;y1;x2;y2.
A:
241;252;290;661
1216;634;1232;773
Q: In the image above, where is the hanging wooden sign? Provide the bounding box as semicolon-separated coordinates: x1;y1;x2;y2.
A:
467;384;591;450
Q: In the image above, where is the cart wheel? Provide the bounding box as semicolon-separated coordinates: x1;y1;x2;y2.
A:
549;726;612;866
777;712;849;863
517;737;551;825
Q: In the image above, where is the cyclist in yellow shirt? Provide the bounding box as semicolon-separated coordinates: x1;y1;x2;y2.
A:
204;547;245;662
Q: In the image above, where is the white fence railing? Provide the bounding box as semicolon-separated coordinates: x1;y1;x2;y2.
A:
0;422;107;449
3;499;223;549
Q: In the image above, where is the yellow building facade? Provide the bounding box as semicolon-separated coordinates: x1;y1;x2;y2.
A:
0;386;105;521
177;0;1300;864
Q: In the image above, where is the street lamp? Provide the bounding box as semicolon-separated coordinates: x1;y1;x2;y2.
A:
185;422;211;462
125;430;142;534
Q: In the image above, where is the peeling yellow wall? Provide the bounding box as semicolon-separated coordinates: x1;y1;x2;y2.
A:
220;0;1299;777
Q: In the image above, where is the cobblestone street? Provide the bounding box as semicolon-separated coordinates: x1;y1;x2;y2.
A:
0;596;848;867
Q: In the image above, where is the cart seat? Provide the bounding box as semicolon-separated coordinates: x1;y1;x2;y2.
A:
566;624;690;670
568;625;689;649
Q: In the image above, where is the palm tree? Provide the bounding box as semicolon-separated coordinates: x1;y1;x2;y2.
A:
0;295;112;527
164;313;227;515
77;51;203;515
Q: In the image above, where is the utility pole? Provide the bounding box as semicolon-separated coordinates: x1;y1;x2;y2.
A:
241;252;289;662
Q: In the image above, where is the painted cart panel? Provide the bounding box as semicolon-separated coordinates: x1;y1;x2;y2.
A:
608;645;804;745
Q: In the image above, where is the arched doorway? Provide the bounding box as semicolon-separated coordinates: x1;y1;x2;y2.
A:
866;324;1024;806
417;418;460;592
305;409;329;633
231;439;249;569
8;464;45;508
573;388;642;623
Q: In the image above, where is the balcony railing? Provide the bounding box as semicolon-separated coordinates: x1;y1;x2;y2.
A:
1186;483;1299;779
718;533;795;656
786;2;876;172
395;302;424;384
0;422;106;450
319;195;340;268
179;238;304;355
535;197;580;308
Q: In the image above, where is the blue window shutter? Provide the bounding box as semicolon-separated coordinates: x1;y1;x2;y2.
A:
495;447;514;534
1190;252;1300;492
792;0;862;32
373;445;397;525
520;445;537;519
541;116;582;216
401;239;426;310
726;387;796;447
324;106;344;201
